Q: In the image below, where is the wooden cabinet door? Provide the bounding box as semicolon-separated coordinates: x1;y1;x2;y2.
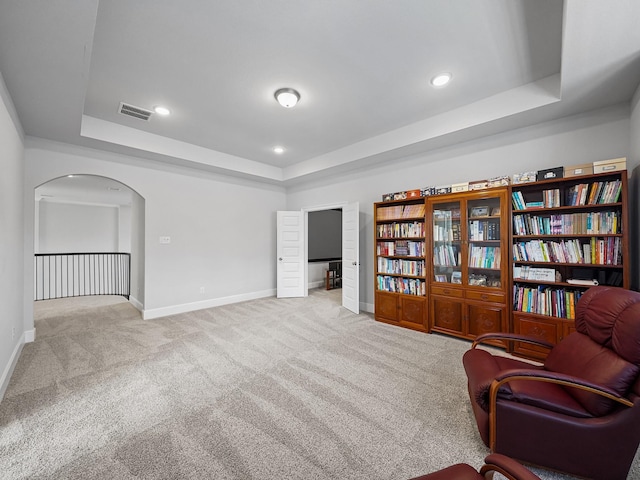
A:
400;296;427;330
431;295;464;335
375;291;399;322
468;302;505;336
513;313;560;360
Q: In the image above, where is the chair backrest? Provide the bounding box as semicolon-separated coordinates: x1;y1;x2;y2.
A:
575;286;640;363
544;286;640;416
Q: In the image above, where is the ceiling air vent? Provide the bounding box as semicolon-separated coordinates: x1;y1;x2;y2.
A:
118;102;153;121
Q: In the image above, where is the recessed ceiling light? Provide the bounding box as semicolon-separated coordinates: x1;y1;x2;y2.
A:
431;73;452;87
274;88;300;108
273;146;285;154
153;105;171;116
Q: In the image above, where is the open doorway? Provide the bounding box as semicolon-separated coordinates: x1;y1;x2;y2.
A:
34;175;145;311
307;208;342;291
303;203;359;313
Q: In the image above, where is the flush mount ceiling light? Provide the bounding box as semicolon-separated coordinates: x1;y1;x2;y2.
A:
274;88;300;108
153;105;171;116
273;146;285;154
430;73;452;87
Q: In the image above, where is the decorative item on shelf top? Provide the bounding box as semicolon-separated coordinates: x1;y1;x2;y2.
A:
434;185;452;195
406;189;421;198
381;193;394;201
512;171;537;184
537;167;564;181
421;186;436;196
451;182;469;193
393;191;407;200
593;157;626;174
487;175;510;187
565;163;593;177
468;180;489;190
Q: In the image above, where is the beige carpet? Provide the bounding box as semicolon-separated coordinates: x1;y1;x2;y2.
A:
0;290;636;479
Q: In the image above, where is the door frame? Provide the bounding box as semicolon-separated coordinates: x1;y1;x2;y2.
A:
302;202;357;303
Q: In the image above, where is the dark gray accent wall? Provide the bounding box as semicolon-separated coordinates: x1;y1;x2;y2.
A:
308;209;342;261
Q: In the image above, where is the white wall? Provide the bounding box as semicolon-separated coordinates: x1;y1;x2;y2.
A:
0;73;25;399
286;105;634;312
130;193;145;307
38;201;119;253
24;139;287;321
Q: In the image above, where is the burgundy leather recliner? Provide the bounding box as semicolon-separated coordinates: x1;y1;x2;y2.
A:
463;286;640;480
409;453;541;480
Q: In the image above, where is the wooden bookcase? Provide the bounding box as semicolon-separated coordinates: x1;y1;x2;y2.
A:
510;170;629;359
374;198;428;332
426;188;510;346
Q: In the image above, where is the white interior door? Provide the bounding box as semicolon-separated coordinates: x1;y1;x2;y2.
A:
277;210;305;298
342;202;359;313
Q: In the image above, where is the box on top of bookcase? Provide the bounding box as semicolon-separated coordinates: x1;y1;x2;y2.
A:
593;157;626;174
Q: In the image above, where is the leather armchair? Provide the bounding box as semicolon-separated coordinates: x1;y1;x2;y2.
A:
463;286;640;480
409;453;540;480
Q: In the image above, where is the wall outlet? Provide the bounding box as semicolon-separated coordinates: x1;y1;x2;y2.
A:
12;327;15;340
159;236;171;244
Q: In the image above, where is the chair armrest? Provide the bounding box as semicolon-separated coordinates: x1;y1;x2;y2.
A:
472;332;554;350
480;453;541;480
493;368;634;407
487;368;634;450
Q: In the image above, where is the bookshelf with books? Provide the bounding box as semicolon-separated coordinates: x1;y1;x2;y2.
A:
374;198;428;332
510;170;629;359
427;188;509;345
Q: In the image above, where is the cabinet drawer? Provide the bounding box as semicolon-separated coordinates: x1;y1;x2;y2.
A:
431;285;463;298
465;290;505;303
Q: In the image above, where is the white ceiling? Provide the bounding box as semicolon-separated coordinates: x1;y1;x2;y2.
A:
1;0;640;186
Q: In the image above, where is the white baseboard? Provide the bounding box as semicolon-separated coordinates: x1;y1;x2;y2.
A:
129;296;143;313
24;328;36;343
142;289;277;320
0;335;25;402
361;302;374;314
308;281;324;289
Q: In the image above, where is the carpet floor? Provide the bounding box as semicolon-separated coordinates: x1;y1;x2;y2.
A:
0;289;637;479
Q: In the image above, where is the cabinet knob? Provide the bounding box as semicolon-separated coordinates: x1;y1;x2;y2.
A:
443;289;450;295
481;294;488;300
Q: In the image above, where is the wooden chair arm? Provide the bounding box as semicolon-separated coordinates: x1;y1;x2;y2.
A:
480;453;541;480
488;369;634;450
472;332;555;350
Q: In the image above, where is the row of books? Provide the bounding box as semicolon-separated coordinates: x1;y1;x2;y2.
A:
567;180;622;206
377;241;425;257
513;211;620;236
377;204;426;220
512;180;623;210
377;258;425;276
468;246;501;269
513;237;622;265
377;275;426;296
469;220;500;241
542;188;561;207
513;284;583;319
376;221;425;239
433;245;462;267
433;223;461;242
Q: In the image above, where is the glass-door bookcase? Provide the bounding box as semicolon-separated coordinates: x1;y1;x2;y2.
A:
427;188;509;344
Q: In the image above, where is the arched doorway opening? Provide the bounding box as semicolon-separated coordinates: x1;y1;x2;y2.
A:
34;175;145;310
